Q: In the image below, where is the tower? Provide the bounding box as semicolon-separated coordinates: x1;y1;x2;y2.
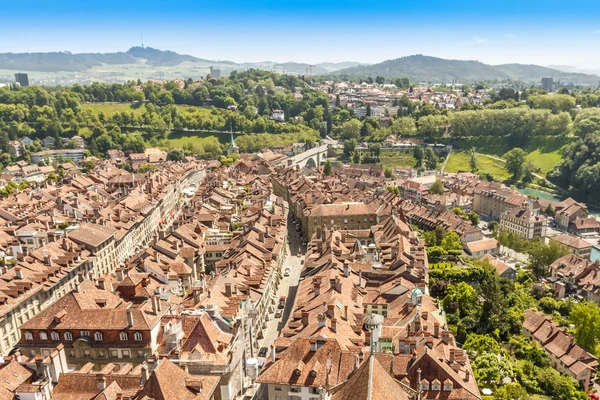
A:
227;130;239;155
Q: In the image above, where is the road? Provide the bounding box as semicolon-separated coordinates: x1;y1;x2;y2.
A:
258;217;305;355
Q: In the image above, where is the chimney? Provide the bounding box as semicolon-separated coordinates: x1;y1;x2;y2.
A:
225;283;232;297
358;271;362;286
343;264;350;278
331;317;337;333
449;349;455;363
15;267;23;279
154;251;159;263
441;330;449;344
141;365;150;385
96;375;106;391
97;278;105;290
465;369;470;382
318;314;326;328
116;268;125;281
313;281;321;296
302;311;309;327
127;308;134;327
271;345;276;363
326;304;335;318
434;322;440;338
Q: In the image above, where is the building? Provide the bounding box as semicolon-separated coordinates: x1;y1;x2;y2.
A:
523;310;597;391
31;149;85;164
18;280;170;369
472;186;533;220
209;66;222;79
464;238;499;259
63;135;85;148
551;233;592;259
541;77;554;92
271;109;285;122
554;198;588;230
306;202;382;239
8;140;22;157
227;131;239;155
15;73;29;87
500;207;547;240
480;254;516;280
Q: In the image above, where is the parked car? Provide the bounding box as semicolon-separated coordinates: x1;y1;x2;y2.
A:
258;347;269;358
279;296;286;309
284;269;290;277
275;310;282;318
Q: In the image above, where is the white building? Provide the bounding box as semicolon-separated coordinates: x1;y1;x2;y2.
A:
271;109;285;122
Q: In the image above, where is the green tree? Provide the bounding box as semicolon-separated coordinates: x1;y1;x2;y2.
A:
425;147;437;170
441;230;462;251
429;178;444;195
340;119;361;140
343;139;357;156
570;301;600;353
138;163;157;173
413;146;424;167
468;211;480;226
493;383;529;400
527;239;568;277
369;143;381;158
352;151;360;164
323;159;332;176
375;76;385;84
452;207;467;218
384;167;393;179
468;148;478;172
504;148;527;180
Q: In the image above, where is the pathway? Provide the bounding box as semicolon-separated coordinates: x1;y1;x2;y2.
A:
440;148;453;173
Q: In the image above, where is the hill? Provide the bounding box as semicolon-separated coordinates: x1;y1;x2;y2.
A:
331;54;600;84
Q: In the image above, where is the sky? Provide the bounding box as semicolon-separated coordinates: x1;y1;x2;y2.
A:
1;0;600;69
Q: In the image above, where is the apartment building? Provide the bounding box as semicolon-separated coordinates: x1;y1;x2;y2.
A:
500;207;547;240
306;202;382;239
551;233;593;260
472;186;533;220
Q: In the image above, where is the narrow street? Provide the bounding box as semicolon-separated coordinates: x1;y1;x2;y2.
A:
248;215;305;400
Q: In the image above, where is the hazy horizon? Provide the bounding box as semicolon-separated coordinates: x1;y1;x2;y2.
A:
1;0;599;69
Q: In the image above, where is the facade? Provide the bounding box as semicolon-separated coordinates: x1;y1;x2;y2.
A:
15;73;29;87
499;207;547;240
472;186;532;220
31;149;85;164
551;233;592;259
271;109;285;122
306;202;382;239
464;238;499;259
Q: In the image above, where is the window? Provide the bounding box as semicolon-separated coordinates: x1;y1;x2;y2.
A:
51;331;59;341
80;330;90;337
24;331;33;341
94;332;103;341
39;331;48;340
122;350;130;358
120;332;128;341
64;332;73;341
134;332;143;341
110;350;119;358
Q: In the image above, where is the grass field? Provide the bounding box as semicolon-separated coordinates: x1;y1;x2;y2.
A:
450;136;574;177
445;151;512;180
82;102;147;116
378;152;418;169
167;130;231;147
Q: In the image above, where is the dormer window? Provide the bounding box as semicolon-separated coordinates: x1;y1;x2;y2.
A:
51;331;59;341
94;332;103;341
24;331;33;341
431;379;441;391
39;331;48;341
420;380;429;391
80;330;90;337
64;332;73;341
443;379;453;391
134;332;143;341
120;332;128;341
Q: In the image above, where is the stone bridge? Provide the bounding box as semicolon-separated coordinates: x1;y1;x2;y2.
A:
274;144;331;169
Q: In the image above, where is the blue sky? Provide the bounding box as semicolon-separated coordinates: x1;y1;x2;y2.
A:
1;0;599;68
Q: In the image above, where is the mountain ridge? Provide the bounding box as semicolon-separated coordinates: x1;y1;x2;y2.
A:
331;54;600;84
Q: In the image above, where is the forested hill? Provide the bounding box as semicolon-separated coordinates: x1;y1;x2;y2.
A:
331;54;600;84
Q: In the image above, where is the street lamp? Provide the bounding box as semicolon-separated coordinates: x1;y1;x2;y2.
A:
363;313;384;355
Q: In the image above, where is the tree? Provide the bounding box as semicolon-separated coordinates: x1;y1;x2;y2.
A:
137;163;157;173
335;94;341;107
343;139;357;156
384;167;393;179
352;151;360;164
468;211;480;226
168;149;184;161
441;230;462;251
493;383;529;400
504;148;527;180
375;76;385;84
429;178;444;195
527;239;568;277
413;146;424;167
468;148;478;172
366;104;372;118
570;301;600;353
0;131;8;153
452;207;467;218
369;143;381;158
323;159;332;176
340;119;361;140
425;147;437;170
